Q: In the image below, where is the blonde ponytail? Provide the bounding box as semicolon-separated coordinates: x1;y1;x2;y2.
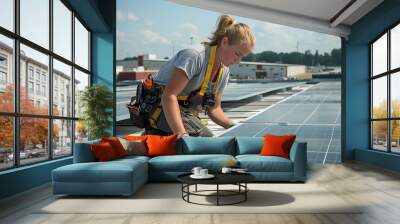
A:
209;15;255;49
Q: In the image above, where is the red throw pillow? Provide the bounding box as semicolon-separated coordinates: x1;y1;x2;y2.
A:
91;142;117;161
146;135;177;157
101;137;127;158
260;134;296;159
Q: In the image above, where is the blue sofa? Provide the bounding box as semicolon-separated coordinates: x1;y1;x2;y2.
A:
52;137;307;196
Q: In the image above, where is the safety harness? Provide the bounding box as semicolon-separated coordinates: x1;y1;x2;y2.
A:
148;45;224;129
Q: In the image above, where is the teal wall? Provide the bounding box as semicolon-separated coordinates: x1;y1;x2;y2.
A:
344;0;400;171
91;0;116;136
0;0;116;200
0;158;72;199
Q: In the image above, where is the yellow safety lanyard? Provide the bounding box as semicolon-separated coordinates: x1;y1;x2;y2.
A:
177;45;223;101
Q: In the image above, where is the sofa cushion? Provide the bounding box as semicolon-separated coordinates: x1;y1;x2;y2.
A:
124;135;148;141
236;155;293;172
148;154;235;172
147;135;177;157
260;134;296;159
91;142;118;161
118;138;147;156
178;137;236;155
235;137;263;155
52;158;147;183
101;137;127;158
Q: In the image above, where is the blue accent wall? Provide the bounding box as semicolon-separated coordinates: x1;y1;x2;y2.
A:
344;0;400;171
0;0;116;200
91;0;116;136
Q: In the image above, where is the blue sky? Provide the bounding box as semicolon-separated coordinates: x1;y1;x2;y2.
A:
117;0;341;60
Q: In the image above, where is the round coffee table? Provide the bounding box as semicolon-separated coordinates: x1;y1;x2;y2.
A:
177;172;255;206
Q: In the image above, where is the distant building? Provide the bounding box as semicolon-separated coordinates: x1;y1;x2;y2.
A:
229;62;309;80
0;41;79;145
117;55;310;81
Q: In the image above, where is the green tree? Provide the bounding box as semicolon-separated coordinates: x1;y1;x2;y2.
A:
331;49;341;66
257;51;280;63
242;52;257;62
79;84;113;140
313;50;320;66
303;50;313;66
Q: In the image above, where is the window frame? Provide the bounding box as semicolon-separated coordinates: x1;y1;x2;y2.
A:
0;0;92;171
370;20;400;154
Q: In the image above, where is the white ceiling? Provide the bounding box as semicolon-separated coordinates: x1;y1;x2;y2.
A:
169;0;384;38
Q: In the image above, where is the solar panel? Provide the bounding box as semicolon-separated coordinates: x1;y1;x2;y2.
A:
223;81;341;164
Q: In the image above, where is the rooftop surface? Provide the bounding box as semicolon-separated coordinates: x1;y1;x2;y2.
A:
117;80;341;164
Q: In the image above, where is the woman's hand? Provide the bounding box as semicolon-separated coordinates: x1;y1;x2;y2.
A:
207;92;234;129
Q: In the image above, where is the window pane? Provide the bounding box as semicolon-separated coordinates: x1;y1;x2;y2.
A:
372;121;388;151
20;44;49;115
75;120;88;143
391;120;400;153
392;24;400;70
0;116;13;170
20;117;49;165
372;76;387;119
391;72;400;118
53;59;72;117
75;18;89;70
53;119;72;158
0;0;14;31
53;0;72;60
372;33;387;76
20;0;49;49
0;35;14;112
74;69;89;118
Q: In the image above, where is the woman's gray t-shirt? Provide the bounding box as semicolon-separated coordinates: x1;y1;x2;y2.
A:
152;44;230;96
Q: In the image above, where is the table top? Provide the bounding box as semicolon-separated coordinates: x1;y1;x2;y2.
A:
177;172;255;185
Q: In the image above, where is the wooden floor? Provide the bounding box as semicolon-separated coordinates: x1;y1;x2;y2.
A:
1;162;400;224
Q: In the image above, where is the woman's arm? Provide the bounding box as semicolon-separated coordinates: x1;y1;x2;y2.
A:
161;68;190;135
207;92;235;129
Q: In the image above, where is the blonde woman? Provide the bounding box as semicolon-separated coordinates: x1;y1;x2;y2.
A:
135;15;255;137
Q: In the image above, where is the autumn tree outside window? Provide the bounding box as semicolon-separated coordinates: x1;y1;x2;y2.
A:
0;0;91;170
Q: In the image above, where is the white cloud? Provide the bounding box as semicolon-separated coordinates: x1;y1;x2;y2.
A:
141;29;171;44
127;13;138;21
180;23;199;35
117;10;139;22
170;31;183;39
144;19;153;26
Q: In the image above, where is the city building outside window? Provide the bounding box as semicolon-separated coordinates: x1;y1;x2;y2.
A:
0;0;91;170
28;81;34;94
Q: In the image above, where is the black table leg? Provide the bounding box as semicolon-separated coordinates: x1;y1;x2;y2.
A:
217;184;219;206
245;183;247;201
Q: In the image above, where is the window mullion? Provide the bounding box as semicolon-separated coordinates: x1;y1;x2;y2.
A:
71;11;76;154
388;29;392;152
49;0;54;160
13;0;20;166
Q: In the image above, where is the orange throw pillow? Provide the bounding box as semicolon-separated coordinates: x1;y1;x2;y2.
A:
124;135;148;141
260;134;296;159
101;137;127;158
146;135;177;157
91;142;117;161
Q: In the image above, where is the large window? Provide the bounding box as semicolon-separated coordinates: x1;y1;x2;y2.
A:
371;23;400;153
0;0;91;170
